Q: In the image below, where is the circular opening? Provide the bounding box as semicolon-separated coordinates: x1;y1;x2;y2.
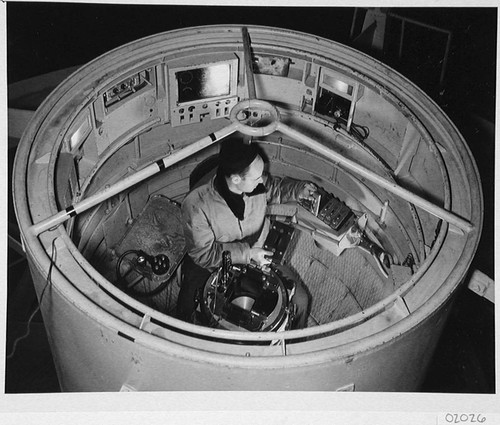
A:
14;25;481;354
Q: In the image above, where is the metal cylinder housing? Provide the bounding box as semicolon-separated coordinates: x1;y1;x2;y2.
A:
12;25;482;392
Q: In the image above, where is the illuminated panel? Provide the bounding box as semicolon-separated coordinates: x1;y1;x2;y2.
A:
322;74;353;96
176;63;231;104
314;68;363;131
168;57;239;127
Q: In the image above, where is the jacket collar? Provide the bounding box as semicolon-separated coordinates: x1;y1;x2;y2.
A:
214;171;267;220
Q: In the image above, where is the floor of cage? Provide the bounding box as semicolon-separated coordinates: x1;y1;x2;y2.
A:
85;195;395;327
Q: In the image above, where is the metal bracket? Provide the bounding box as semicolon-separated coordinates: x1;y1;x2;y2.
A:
467;269;494;304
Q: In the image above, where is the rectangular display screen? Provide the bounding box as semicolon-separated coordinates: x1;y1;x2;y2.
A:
176;63;231;103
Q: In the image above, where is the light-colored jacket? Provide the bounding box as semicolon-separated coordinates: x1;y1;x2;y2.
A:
182;174;305;271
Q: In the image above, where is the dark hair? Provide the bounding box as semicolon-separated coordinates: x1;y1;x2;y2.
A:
218;137;263;177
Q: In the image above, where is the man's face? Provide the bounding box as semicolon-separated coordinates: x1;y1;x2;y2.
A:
234;155;264;194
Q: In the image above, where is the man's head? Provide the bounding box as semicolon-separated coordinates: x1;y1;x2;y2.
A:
218;137;265;194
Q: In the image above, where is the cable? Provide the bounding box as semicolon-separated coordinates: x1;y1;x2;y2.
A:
7;238;57;360
334;116;370;142
115;249;141;286
115;250;172;298
350;122;370;141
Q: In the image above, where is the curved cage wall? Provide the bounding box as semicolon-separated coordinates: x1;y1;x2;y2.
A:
13;25;482;391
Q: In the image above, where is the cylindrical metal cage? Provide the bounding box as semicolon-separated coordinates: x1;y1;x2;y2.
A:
13;25;482;392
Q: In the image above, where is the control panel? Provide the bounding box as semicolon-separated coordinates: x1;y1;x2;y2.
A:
168;55;240;127
170;96;239;127
103;68;154;111
263;221;295;265
299;187;356;237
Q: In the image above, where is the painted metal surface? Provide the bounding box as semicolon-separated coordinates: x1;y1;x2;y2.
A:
12;25;482;391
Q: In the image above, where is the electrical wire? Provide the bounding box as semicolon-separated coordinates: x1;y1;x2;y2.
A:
335;116;370;142
115;250;171;298
7;238;57;360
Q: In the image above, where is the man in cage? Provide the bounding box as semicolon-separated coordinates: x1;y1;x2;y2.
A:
177;136;316;328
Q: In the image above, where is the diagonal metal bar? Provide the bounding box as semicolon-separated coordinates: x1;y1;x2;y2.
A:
29;122;239;236
277;121;474;233
242;27;257;100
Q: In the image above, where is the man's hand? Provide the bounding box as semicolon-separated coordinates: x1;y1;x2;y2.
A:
249;247;273;267
297;182;317;202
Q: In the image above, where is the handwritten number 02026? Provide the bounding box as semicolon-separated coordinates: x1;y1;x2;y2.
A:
445;414;486;423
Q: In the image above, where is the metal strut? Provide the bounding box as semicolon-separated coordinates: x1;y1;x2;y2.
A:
29;28;474;238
